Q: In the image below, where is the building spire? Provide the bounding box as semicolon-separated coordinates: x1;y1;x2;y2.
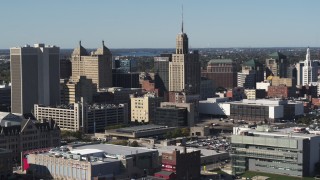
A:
306;47;310;62
102;40;105;47
181;3;184;33
79;40;82;46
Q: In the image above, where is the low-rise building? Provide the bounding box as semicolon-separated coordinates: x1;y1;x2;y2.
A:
34;102;128;133
100;124;177;139
199;98;303;122
0;148;12;179
155;145;229;172
26;144;159;179
156;148;201;179
0;118;60;162
268;85;296;98
130;93;163;123
231;125;320;177
154;105;188;127
160;102;195;127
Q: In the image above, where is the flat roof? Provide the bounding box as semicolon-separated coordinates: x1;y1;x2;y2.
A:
244;127;319;139
73;144;157;157
154;145;228;157
116;124;174;134
70;149;104;155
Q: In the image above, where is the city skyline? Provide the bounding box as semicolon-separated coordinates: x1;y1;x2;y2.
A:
1;0;320;49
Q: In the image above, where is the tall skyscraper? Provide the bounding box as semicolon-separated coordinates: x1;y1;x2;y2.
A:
154;54;171;97
71;41;112;89
265;52;288;78
10;44;60;114
169;15;201;94
302;47;318;85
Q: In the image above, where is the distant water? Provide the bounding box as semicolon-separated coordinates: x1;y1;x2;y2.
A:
116;51;160;57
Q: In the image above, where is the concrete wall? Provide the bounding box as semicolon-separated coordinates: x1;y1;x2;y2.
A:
268;106;283;119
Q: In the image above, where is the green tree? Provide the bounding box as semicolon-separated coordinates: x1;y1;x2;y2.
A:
181;128;190;137
112;140;128;146
130;140;139;147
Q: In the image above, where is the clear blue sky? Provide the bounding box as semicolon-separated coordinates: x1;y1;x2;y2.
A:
1;0;320;49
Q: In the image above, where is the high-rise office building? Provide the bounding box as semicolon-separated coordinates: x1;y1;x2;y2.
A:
154;54;171;97
302;48;318;85
60;58;72;79
202;59;237;89
237;59;263;89
265;52;288;78
169;23;201;94
10;44;60;114
71;41;112;89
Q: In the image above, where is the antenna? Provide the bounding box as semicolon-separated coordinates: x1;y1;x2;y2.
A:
181;3;184;33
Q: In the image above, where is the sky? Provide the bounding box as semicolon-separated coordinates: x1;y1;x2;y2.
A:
1;0;320;49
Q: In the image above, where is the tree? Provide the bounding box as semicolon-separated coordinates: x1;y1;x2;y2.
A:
130;141;139;147
181;128;190;137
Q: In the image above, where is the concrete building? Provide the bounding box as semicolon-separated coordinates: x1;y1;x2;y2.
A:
101;124;177;139
141;78;159;96
199;97;230;116
169;27;201;94
97;87;142;104
156;148;201;179
244;89;266;100
237;59;264;89
231;125;320;177
154;105;188;127
268;85;296;98
190;126;210;137
202;59;237;89
160;102;195;127
154;55;171;98
130;93;163;123
302;48;318;85
26;144;159;179
10;43;60;114
199;98;304;122
271;76;294;87
71;41;112;89
168;91;200;123
256;82;270;91
0;148;12;179
0;118;60;162
266;52;288;78
34;103;128;133
155;145;229;172
60;76;97;104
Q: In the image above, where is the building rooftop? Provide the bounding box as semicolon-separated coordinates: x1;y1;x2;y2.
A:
154;145;227;157
243;59;262;67
208;59;233;64
115;124;174;134
0;112;24;126
234;125;319;139
268;52;287;60
73;144;157;157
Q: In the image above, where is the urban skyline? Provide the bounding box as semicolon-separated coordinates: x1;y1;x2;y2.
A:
1;0;320;49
